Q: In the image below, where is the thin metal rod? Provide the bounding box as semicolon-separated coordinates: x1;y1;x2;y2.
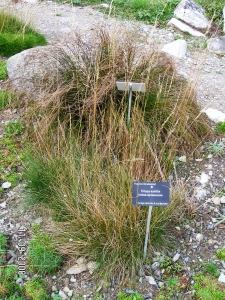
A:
127;83;132;125
143;206;153;261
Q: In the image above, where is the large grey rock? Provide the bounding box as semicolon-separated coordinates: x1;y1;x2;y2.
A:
168;18;205;36
161;39;187;58
207;36;225;55
6;45;61;97
174;0;210;29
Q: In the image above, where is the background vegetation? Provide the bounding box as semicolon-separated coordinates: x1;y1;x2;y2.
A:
0;11;47;57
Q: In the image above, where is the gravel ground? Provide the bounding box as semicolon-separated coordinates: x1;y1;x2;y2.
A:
0;1;225;299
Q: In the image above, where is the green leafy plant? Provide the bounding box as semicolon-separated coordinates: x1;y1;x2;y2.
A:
215;122;225;133
25;278;50;300
117;291;144;300
159;256;183;274
3;120;25;137
0;61;7;80
27;232;63;274
204;262;219;277
0;232;7;264
215;248;225;261
193;272;225;300
205;139;225;156
0;11;47;57
0;266;22;298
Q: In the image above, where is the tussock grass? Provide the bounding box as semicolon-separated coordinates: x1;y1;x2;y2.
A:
24;28;212;278
0;11;47;57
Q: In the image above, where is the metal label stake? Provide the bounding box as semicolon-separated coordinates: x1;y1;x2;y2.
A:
116;82;146;125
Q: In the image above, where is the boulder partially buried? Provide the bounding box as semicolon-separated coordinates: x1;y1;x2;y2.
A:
6;45;61;97
174;0;210;30
207;36;225;55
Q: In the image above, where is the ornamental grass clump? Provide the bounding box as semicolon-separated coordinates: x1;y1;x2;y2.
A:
24;28;212;277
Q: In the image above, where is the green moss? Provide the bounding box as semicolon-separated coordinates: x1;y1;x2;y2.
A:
25;278;50;300
0;12;47;57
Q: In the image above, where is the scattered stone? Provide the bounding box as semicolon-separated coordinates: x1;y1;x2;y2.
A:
76;257;87;265
16;278;23;284
67;290;73;297
86;261;99;274
195;233;204;242
168;18;205;37
220;196;225;204
197;172;209;185
218;273;225;283
179;155;187;163
161;39;187;58
70;276;77;283
1;182;11;189
146;276;157;286
174;0;210;29
207;36;225;55
59;290;67;299
172;253;180;262
0;201;7;209
202;108;225;123
151;262;160;271
63;286;70;293
52;286;58;292
211;197;221;205
66;264;87;275
33;217;42;224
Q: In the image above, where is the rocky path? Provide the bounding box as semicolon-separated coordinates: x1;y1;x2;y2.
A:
0;1;225;299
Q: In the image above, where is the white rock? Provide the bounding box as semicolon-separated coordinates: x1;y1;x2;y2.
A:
58;290;67;299
194;187;207;200
207;36;225;55
174;0;210;29
63;286;70;293
86;261;99;274
146;276;157;286
161;39;187;58
67;290;73;297
172;253;180;262
211;197;221;205
22;0;38;3
100;3;109;8
168;18;205;37
202;108;225;123
0;201;7;209
76;257;87;265
1;182;11;189
218;273;225;283
197;172;209;185
70;276;76;283
220;196;225;204
66;264;87;275
196;233;204;242
179;155;187;163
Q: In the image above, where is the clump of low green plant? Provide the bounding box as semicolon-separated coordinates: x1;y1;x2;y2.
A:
4;120;25;137
215;122;225;133
159;256;183;274
205;139;225;156
215;248;225;261
0;232;7;264
27;232;63;274
0;90;17;110
193;271;225;300
117;291;144;300
203;262;219;277
0;266;22;298
25;278;50;300
0;11;47;57
0;61;7;80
